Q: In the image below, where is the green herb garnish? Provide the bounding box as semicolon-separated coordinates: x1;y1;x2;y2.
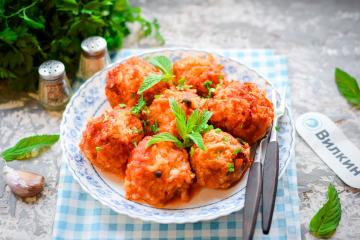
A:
0;1;163;91
275;126;280;132
138;56;174;94
176;77;191;90
233;148;243;155
203;80;215;98
309;184;341;239
227;163;235;174
335;68;360;107
214;128;222;134
150;120;159;134
131;95;146;116
118;103;127;108
1;134;59;161
95;146;102;152
147;99;213;151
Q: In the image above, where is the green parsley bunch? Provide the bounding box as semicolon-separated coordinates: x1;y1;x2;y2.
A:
0;0;163;91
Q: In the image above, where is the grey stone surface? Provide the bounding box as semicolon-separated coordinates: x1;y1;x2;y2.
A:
1;0;360;239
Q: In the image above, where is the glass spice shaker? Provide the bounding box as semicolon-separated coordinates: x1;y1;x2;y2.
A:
38;60;72;111
77;36;110;81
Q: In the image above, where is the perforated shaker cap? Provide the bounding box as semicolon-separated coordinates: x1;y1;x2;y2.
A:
81;36;107;56
38;60;65;81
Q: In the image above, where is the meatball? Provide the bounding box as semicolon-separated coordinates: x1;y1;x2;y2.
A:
146;89;203;136
125;136;195;206
173;55;225;97
206;81;274;144
105;57;168;107
190;129;251;189
79;106;144;178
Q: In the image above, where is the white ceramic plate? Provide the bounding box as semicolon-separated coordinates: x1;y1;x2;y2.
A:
60;48;295;223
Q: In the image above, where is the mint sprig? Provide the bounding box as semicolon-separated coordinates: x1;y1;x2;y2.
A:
138;56;174;94
1;134;59;161
147;99;213;151
131;95;146;116
335;68;360;107
309;184;341;239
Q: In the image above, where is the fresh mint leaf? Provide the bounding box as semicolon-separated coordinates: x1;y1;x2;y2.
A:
227;163;235;173
309;184;341;239
149;56;173;75
188;132;205;151
137;74;163;94
335;68;360;107
131;95;146;116
169;98;187;139
147;132;184;148
195;110;213;133
186;109;199;133
1;134;59;161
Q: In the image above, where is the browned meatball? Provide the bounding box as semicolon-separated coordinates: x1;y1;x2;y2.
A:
105;57;168;107
190;129;252;189
206;81;274;144
146;89;203;136
173;55;225;97
125;136;195;206
79;106;144;178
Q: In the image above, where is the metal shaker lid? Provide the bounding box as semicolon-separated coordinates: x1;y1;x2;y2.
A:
38;60;65;81
81;36;107;57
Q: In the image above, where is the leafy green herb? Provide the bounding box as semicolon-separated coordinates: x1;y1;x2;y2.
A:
335;68;360;107
132;140;138;148
309;184;341;239
150;120;159;134
147;132;184;148
223;136;229;143
234;148;243;155
118;103;127;108
147;99;213;150
131;127;143;134
176;77;191;90
138;56;174;94
131;95;146;116
275;126;280;132
189;147;195;157
137;74;163;94
214;128;222;134
154;94;161;99
1;134;59;161
203;80;215;98
227;163;235;174
0;1;163;91
95;146;102;152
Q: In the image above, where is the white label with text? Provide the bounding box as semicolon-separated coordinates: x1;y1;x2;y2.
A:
296;112;360;188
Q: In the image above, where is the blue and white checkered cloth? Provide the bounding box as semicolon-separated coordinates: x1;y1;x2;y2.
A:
53;49;301;240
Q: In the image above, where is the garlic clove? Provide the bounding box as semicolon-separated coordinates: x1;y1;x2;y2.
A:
3;166;45;198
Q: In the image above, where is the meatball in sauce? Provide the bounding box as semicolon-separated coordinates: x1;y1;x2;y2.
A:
190;129;251;189
125;136;195;206
79;106;144;178
105;57;168;108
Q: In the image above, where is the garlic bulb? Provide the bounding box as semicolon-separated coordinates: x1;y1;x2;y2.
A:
3;166;45;198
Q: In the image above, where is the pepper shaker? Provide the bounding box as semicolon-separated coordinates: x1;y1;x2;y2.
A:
77;36;110;81
38;60;72;110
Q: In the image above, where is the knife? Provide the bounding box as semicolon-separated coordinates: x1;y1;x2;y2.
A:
243;135;268;240
262;89;286;234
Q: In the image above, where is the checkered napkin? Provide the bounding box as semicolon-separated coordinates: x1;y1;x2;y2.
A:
53;49;301;240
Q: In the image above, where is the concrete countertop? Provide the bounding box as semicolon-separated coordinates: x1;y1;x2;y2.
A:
1;0;359;239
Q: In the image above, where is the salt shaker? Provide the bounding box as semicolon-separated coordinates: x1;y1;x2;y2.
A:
38;60;72;110
77;36;110;81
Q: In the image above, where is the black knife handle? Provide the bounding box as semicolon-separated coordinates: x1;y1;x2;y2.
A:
243;162;263;240
262;141;279;234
